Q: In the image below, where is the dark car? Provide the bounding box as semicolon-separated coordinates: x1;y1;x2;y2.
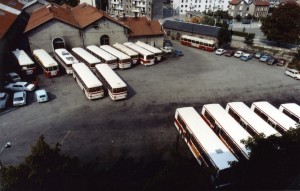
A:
277;58;287;66
173;49;183;56
163;39;173;47
224;50;235;57
267;58;278;65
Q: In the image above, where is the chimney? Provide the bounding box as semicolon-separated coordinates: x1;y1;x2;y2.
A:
123;13;125;18
134;12;138;18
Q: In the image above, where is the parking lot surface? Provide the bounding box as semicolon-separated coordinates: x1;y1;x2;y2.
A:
1;41;300;168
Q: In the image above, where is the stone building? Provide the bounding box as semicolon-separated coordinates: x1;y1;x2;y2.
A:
25;3;130;54
118;16;164;47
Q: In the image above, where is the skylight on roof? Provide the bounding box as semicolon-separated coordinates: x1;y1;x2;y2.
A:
0;11;5;15
215;149;224;154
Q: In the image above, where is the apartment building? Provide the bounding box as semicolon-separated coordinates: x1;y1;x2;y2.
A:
109;0;163;19
172;0;230;15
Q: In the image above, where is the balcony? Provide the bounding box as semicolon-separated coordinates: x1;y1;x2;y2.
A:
132;8;140;12
115;6;124;10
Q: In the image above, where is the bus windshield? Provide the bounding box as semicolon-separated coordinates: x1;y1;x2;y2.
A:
112;87;126;93
146;55;154;60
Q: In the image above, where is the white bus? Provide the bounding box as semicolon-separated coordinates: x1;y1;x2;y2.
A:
174;107;238;179
95;64;127;100
123;42;155;66
86;45;118;69
113;43;139;64
279;103;300;123
226;102;279;137
12;49;36;75
251;101;297;134
32;49;60;78
54;49;79;74
72;63;104;100
72;47;101;70
201;104;252;160
135;41;163;61
100;45;131;69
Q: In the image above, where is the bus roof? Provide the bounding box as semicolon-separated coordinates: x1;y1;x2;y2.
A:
72;63;102;88
86;45;117;61
54;48;79;65
33;49;58;67
177;107;238;170
203;104;252;157
100;45;131;60
95;64;126;89
252;101;297;130
227;102;279;137
280;103;300;120
135;41;162;54
72;47;101;65
181;35;215;45
113;43;139;57
123;42;154;56
12;49;34;66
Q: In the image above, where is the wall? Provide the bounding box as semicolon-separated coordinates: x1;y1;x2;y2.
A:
27;20;83;54
164;28;218;42
83;18;128;46
129;35;164;47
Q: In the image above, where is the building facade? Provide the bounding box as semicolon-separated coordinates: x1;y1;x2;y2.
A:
172;0;230;15
25;3;164;54
109;0;163;19
25;3;129;54
228;0;269;18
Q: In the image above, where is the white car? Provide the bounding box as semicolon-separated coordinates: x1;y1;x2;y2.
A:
285;68;300;79
215;48;226;55
35;89;49;103
6;72;21;82
5;82;35;91
160;46;173;54
234;51;244;58
0;92;9;109
13;91;26;106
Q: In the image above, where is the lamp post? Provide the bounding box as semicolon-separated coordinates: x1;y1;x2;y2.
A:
0;142;11;168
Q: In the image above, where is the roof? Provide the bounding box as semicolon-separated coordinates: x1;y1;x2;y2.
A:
72;47;101;65
72;63;102;88
251;101;297;131
230;0;270;5
25;3;129;33
162;20;220;37
95;64;126;89
0;0;23;39
118;17;164;37
227;102;279;137
254;0;270;5
176;107;238;170
280;103;300;121
12;49;34;66
202;104;252;158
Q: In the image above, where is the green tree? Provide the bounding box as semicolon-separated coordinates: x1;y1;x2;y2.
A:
244;33;255;45
231;126;300;189
217;23;231;47
261;2;300;44
235;14;241;22
201;15;215;26
0;135;93;191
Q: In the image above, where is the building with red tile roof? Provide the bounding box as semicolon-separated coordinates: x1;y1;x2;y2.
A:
118;16;164;46
25;3;165;53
